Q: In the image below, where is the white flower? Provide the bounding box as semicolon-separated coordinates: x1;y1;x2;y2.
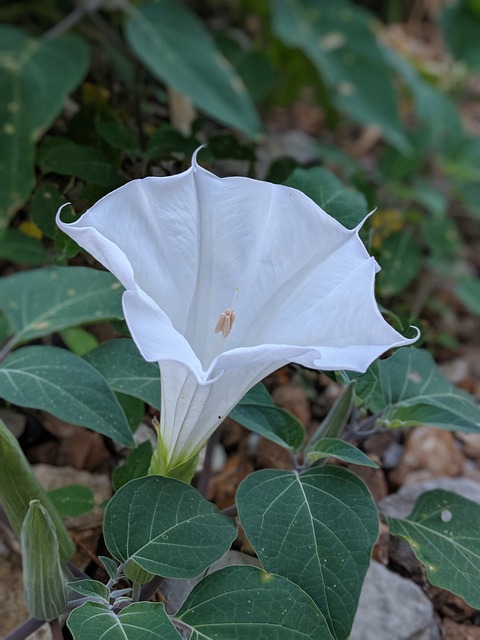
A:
57;151;417;477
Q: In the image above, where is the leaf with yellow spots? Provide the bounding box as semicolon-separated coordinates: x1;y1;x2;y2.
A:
124;0;261;138
386;489;480;609
0;266;123;346
0;26;88;231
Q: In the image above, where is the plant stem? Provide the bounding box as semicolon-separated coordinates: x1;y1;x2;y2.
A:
49;619;63;640
4;617;44;640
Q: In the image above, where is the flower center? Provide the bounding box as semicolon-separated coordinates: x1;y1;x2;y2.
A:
214;308;236;338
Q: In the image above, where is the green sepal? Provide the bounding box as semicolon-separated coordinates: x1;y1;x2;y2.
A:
148;444;199;484
21;500;68;621
0;419;75;563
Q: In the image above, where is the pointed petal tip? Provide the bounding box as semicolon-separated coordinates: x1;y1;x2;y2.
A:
192;145;207;170
354;207;377;235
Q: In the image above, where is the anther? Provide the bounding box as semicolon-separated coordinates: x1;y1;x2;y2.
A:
214;308;236;338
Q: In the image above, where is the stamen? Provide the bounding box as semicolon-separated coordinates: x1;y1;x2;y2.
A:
214;308;236;338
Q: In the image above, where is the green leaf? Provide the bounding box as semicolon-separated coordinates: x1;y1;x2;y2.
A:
441;2;480;68
0;26;88;230
284;167;368;229
116;393;144;433
387;490;480;608
125;0;261;138
177;565;333;640
68;579;110;602
99;556;118;581
0;266;123;346
48;484;95;518
59;327;99;356
0;229;47;265
352;348;480;433
230;385;305;451
270;0;408;151
306;437;379;468
113;440;153;491
84;339;161;409
236;466;378;639
0;346;134;447
68;601;181;640
31;182;68;239
104;476;237;578
37;137;121;186
456;277;480;316
376;229;422;297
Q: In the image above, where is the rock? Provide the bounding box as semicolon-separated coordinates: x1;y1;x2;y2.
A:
272;383;311;427
457;432;480;461
389;427;464;487
442;619;480;639
379;477;480;519
350;561;439;640
27;624;53;639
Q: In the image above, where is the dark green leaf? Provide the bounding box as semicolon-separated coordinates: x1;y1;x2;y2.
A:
177;565;333;639
104;476;237;578
0;229;47;265
31;182;68;239
306;437;378;468
271;0;408;150
68;601;181;640
456;277;480;316
231;384;305;451
68;579;110;602
0;346;134;446
237;466;378;639
376;229;422;297
284;167;368;229
125;0;261;138
84;339;161;409
0;266;123;346
38;137;121;186
0;26;88;229
387;490;480;608
352;348;480;433
113;441;153;491
48;484;95;518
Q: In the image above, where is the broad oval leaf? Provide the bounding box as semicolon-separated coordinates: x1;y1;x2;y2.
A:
270;0;408;151
37;137;121;186
67;601;181;640
236;466;378;640
387;490;480;609
284;167;368;229
0;229;47;265
177;565;333;640
306;437;379;468
0;266;124;346
112;440;153;491
352;348;480;433
104;476;237;578
67;578;110;602
0;26;88;229
0;346;134;446
125;0;261;138
48;484;95;518
84;338;161;409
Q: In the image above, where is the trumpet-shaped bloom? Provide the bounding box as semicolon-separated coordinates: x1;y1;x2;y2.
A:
57;152;417;477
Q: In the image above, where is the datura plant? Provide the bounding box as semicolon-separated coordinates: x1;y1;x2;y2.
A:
2;153;480;640
56;150;417;481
